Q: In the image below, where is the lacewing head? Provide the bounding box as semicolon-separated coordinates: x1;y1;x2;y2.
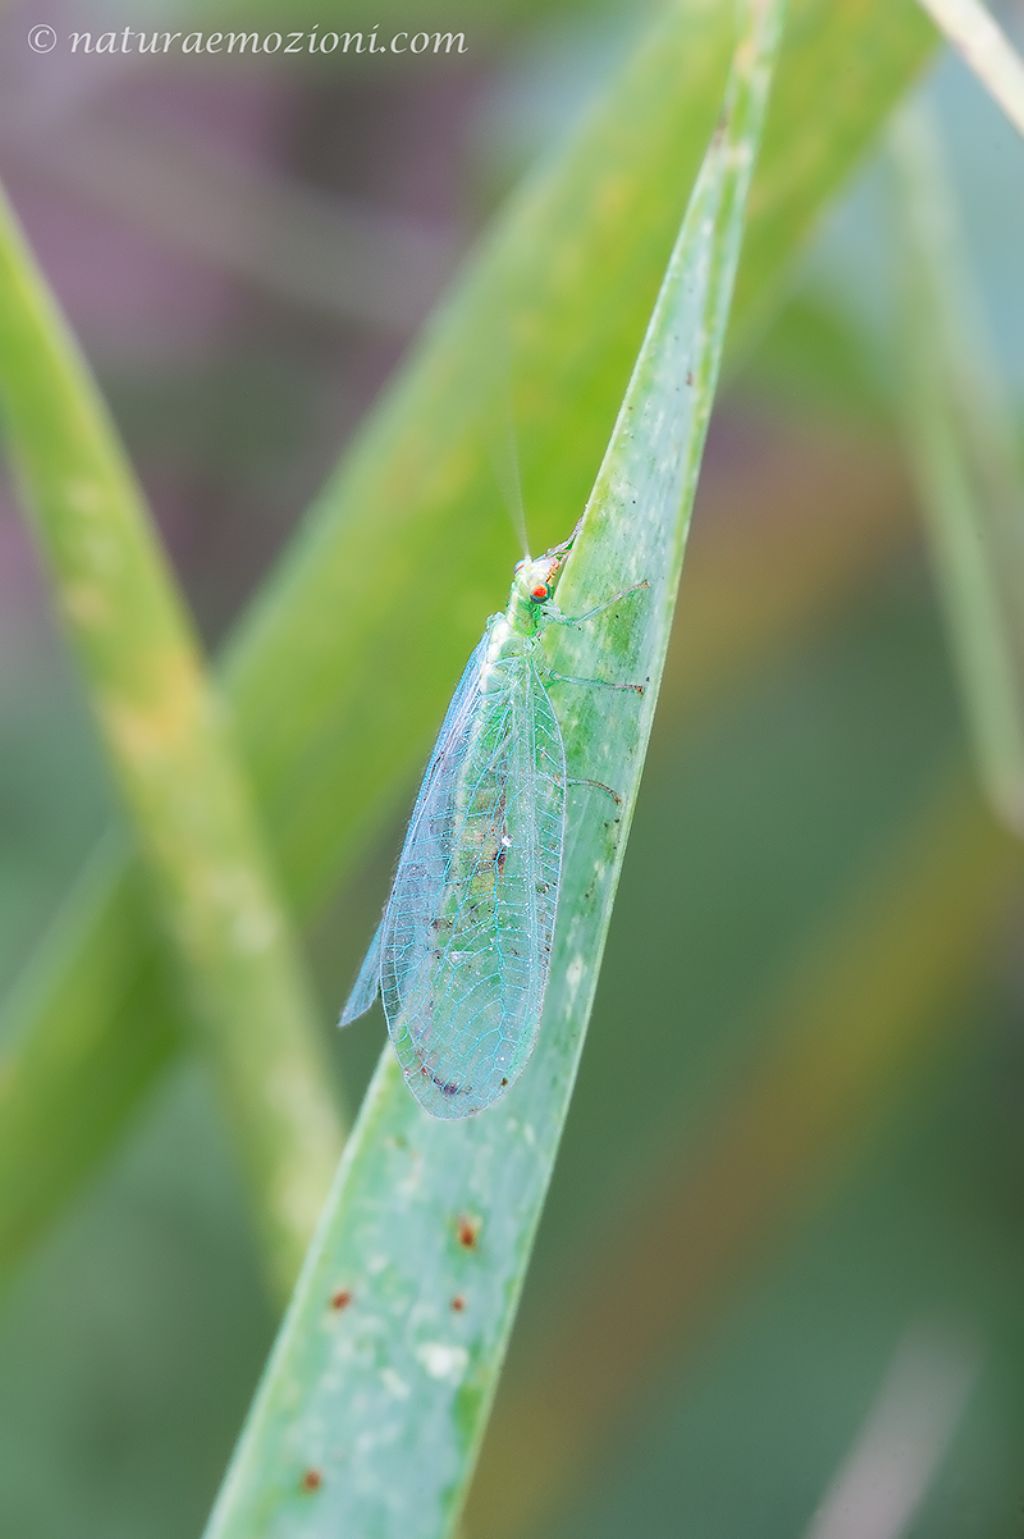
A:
513;514;583;607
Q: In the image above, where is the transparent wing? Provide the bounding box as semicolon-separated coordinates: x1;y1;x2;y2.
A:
381;655;565;1118
397;633;492;849
337;633;491;1029
338;918;383;1026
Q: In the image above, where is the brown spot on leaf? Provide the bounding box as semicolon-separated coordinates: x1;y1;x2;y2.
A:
451;1294;466;1313
301;1469;323;1493
456;1215;481;1250
330;1288;353;1311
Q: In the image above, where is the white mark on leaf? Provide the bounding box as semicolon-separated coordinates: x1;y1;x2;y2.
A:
416;1342;469;1381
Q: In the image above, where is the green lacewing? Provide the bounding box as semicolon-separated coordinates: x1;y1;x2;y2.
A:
339;517;645;1118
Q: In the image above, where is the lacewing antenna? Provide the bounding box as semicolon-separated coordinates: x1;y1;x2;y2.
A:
489;403;531;560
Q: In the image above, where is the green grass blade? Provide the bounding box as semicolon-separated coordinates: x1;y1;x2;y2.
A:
202;8;784;1535
0;187;344;1295
0;0;936;1275
914;0;1024;136
892;110;1024;836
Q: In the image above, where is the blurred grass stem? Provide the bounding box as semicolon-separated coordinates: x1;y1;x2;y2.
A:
0;186;344;1297
892;108;1024;837
915;0;1024;136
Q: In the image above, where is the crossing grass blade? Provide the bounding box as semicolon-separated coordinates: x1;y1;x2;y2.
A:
0;0;936;1277
914;0;1024;137
893;109;1024;836
201;6;784;1535
0;187;344;1297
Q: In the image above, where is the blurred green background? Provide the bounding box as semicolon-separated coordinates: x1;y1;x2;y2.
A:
1;1;1022;1536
